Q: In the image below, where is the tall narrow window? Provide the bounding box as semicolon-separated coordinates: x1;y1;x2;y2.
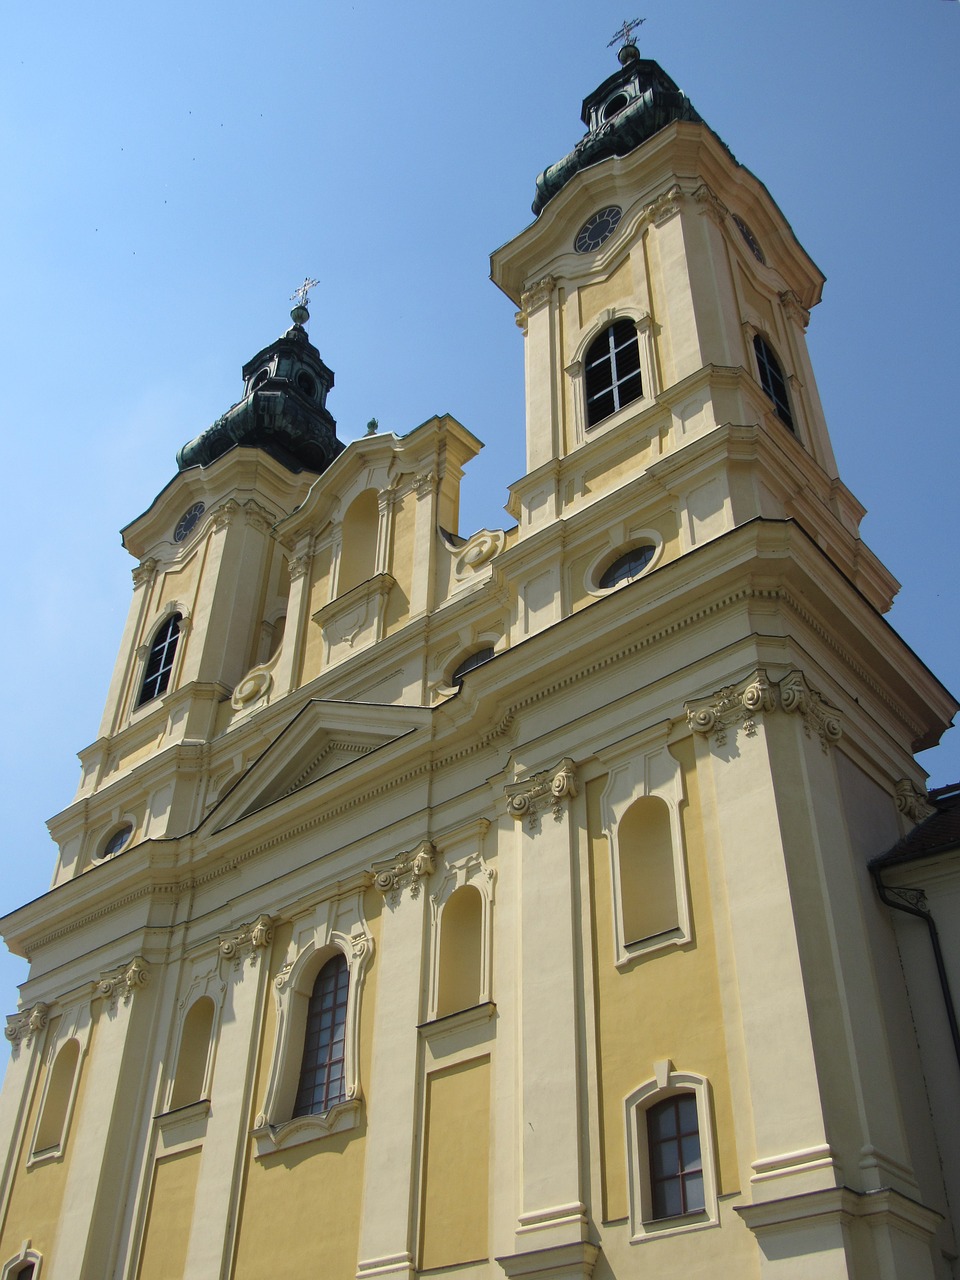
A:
436;885;483;1017
585;319;642;427
34;1039;80;1154
293;954;349;1117
169;996;214;1110
618;796;679;947
647;1094;704;1219
753;334;794;431
138;613;182;705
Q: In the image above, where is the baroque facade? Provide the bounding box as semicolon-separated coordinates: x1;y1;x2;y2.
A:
0;39;957;1280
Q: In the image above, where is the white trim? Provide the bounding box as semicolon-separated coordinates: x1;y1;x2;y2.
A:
600;741;690;967
426;850;496;1023
0;1240;42;1279
566;307;655;450
27;1003;91;1168
624;1066;720;1242
254;889;372;1156
584;531;664;599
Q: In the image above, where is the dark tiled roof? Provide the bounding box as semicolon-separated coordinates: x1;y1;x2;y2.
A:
873;782;960;868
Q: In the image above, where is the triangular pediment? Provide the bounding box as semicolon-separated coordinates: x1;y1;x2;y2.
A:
205;699;431;833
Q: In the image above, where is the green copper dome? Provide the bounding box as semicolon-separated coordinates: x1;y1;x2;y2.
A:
177;321;344;475
532;48;703;216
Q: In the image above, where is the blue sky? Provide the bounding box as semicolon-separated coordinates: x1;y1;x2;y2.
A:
0;0;957;1007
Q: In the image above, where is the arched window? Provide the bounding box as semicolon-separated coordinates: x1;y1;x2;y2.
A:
585;319;643;428
618;796;679;947
34;1039;80;1155
293;954;349;1117
138;613;182;705
436;885;483;1017
646;1094;704;1219
753;334;794;431
451;647;495;686
169;997;214;1110
338;489;379;595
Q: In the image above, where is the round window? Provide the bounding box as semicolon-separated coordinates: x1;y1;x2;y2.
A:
598;545;656;590
100;824;133;859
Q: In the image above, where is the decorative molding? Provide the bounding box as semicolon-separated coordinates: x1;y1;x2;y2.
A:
692;182;728;225
231;667;273;710
131;558;158;588
780;289;811;331
415;471;436;497
287;550;312;581
212;498;241;530
372;841;437;906
97;956;150;1008
520;274;556;315
506;757;578;831
779;670;843;751
4;1002;49;1047
454;528;505;577
687;669;842;751
647;183;683;227
219;914;274;969
894;778;935;823
242;498;274;533
686;670;775;746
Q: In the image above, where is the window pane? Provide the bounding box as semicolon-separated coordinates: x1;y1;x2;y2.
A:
293;954;349;1118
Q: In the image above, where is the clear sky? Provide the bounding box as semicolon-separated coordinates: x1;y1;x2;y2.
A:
0;0;957;1009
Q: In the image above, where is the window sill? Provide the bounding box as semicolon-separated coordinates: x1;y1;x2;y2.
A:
419;1001;497;1047
26;1143;65;1169
252;1097;361;1157
631;1209;717;1243
615;927;689;970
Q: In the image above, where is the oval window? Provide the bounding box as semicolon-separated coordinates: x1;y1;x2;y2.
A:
100;824;133;859
598;545;655;590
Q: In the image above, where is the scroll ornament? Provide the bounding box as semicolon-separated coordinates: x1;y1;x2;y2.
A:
372;842;437;906
220;914;274;968
506;758;579;830
98;957;151;1007
687;669;841;752
4;1002;49;1047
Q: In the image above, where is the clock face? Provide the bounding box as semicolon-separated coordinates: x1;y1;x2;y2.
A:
174;502;205;543
574;206;623;254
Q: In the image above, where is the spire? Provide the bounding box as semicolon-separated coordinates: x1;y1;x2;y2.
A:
176;284;344;475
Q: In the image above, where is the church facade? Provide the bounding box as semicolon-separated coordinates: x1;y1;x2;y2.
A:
0;40;956;1280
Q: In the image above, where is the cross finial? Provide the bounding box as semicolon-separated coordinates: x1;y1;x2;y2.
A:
290;276;320;310
607;17;644;50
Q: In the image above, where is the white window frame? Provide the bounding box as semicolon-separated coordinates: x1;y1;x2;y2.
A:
130;600;191;720
600;740;690;968
253;888;372;1156
625;1062;719;1242
426;846;496;1023
565;307;659;449
585;529;664;599
1;1241;43;1279
27;1003;91;1168
161;971;223;1115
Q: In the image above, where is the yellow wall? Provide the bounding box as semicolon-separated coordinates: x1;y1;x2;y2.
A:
419;1055;490;1271
0;1017;84;1267
586;741;738;1223
300;543;334;686
384;492;414;634
231;892;382;1278
137;1148;201;1280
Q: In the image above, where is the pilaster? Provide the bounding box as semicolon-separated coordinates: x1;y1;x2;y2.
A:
500;759;591;1272
0;1004;49;1220
182;917;274;1280
518;276;561;472
273;536;314;696
355;842;436;1280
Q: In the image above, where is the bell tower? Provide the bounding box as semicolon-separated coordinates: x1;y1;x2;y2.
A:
53;293;344;881
491;34;873;607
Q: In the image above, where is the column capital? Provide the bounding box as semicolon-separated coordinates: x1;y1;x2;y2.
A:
4;1001;49;1048
372;842;437;907
686;668;841;752
97;956;150;1009
506;758;579;832
219;914;274;971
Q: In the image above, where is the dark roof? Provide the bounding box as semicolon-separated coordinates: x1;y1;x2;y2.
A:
873;782;960;869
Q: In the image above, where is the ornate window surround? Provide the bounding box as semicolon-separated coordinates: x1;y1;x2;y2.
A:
253;888;373;1156
426;838;496;1024
600;739;690;968
565;307;659;449
27;1002;92;1168
585;528;663;599
625;1062;719;1243
1;1241;42;1279
130;600;191;720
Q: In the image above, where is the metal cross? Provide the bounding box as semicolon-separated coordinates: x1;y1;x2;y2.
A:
607;17;644;49
290;276;320;309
